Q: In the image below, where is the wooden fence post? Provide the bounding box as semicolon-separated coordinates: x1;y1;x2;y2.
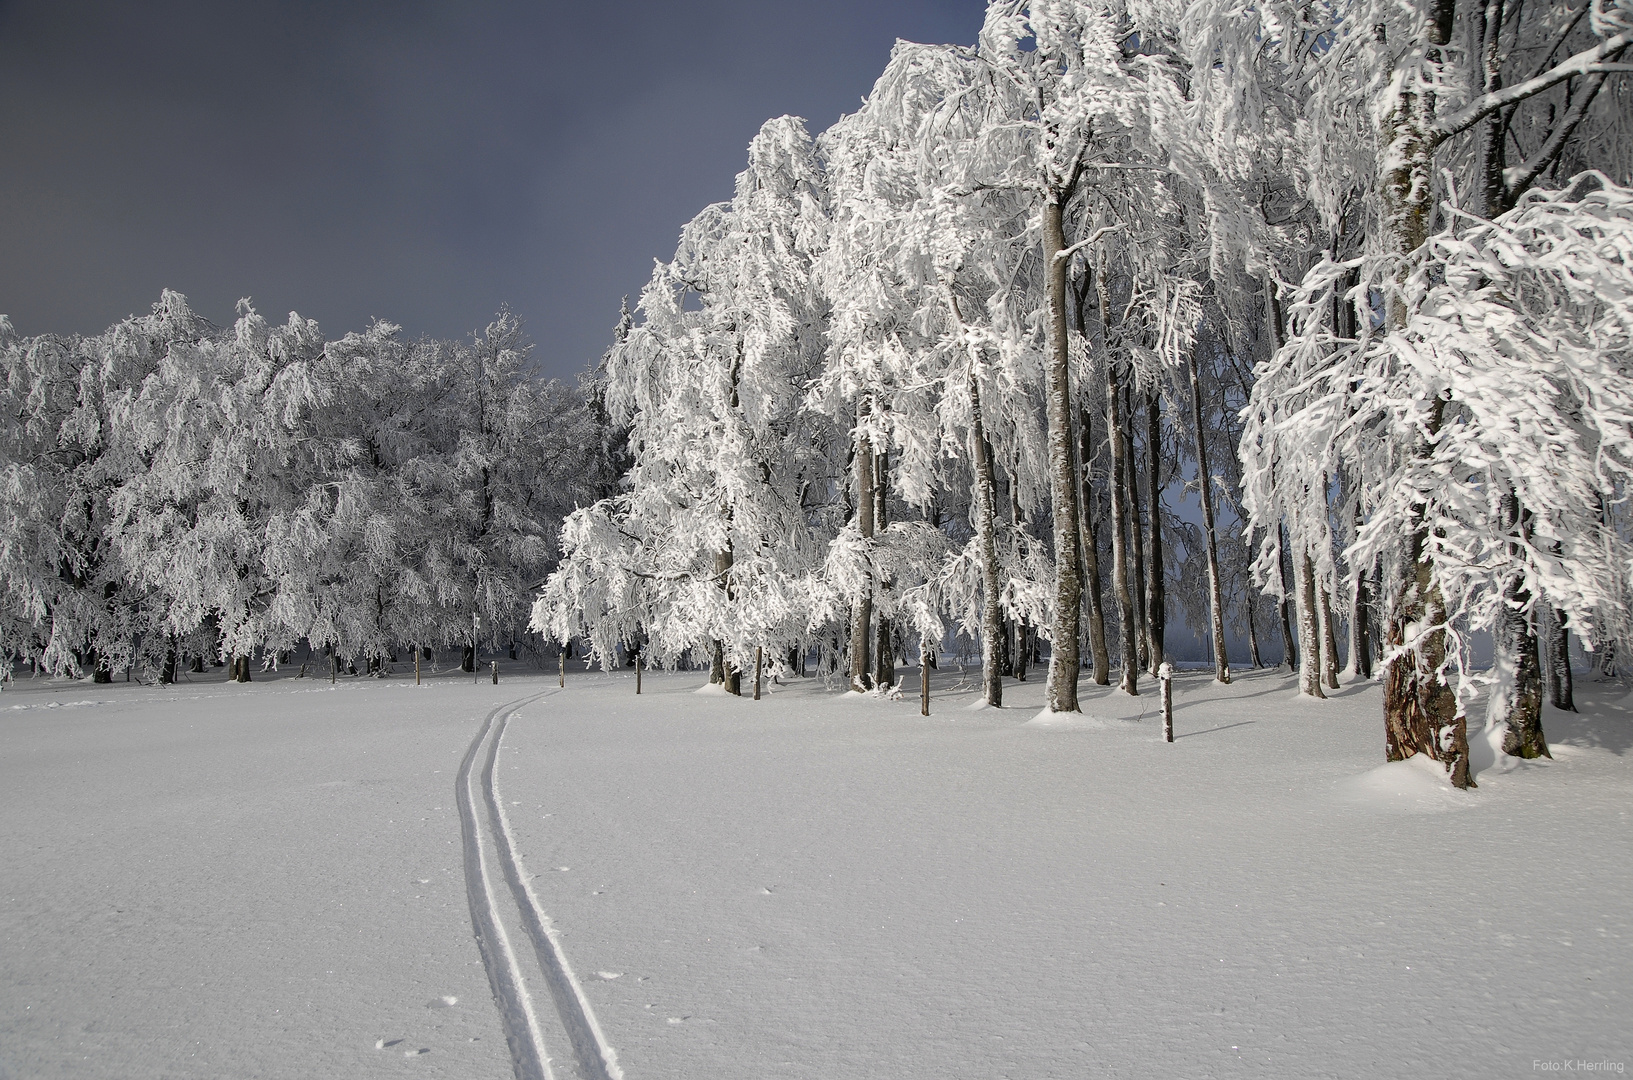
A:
921;647;930;717
1159;661;1174;743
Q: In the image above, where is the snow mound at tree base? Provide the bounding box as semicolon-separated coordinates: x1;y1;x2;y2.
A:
1024;708;1136;730
1332;754;1474;813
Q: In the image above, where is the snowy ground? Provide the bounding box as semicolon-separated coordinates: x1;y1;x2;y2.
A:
2;660;1628;1079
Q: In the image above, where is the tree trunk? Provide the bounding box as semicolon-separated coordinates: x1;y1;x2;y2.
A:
1186;349;1229;683
1245;593;1264;669
1352;567;1373;680
874;448;894;690
1277;524;1297;672
1319;582;1340;689
1384;557;1471;788
1077;406;1110;685
1295;551;1325;699
1545;605;1576;712
1101;273;1139;697
948;290;1006;708
849;407;876;694
1144;392;1165;676
1125;384;1149;674
1491;491;1549;758
1041;194;1082;713
461;644;476;673
1377;7;1470;787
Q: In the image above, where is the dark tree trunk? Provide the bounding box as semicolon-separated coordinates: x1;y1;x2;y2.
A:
1144;392;1165;675
874;449;894;690
1494;493;1549;758
1546;605;1576;712
1040;192;1082;713
461;644;476;673
1077;408;1110;684
1187;349;1229;683
849;404;875;694
951;291;1005;708
1125;384;1149;673
1101;270;1138;697
1277;524;1297;672
1245;593;1264;669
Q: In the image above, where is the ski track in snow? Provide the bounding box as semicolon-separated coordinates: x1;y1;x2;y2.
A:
458;690;623;1080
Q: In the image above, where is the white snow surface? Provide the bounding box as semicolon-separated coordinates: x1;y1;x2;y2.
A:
2;664;1629;1078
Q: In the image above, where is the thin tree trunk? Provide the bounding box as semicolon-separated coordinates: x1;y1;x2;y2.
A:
1245;593;1264;668
1144;392;1165;676
1125;383;1149;673
1186;349;1229;683
1277;524;1297;672
1546;604;1576;712
1097;264;1138;695
1295;551;1325;699
949;290;1005;708
874;447;894;690
1077;406;1110;685
849;407;875;694
1042;193;1082;713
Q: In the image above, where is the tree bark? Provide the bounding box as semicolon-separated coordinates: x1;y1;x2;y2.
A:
1295;550;1325;699
1186;348;1229;683
1042;197;1082;712
1377;8;1471;787
1492;490;1549;758
1100;270;1139;697
849;409;875;694
1144;392;1166;676
1277;530;1297;672
1319;581;1340;689
1125;383;1150;674
1077;406;1110;685
874;447;894;690
1545;604;1576;712
947;290;1006;708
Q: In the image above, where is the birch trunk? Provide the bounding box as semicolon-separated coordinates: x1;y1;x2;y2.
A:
1099;262;1138;696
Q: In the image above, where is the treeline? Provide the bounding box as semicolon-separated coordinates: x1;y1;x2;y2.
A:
0;292;622;682
536;0;1633;787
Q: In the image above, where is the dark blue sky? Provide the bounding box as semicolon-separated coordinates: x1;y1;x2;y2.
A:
0;0;984;378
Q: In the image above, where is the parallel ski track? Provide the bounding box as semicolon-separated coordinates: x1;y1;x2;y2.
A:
457;690;623;1080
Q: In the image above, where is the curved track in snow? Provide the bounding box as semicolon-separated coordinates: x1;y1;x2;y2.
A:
457;691;623;1080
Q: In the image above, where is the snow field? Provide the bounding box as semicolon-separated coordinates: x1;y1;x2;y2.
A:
502;666;1631;1079
1;661;1628;1078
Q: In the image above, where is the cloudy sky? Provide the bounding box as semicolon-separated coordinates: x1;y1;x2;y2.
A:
0;0;984;378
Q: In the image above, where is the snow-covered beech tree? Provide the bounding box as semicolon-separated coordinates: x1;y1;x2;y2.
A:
534;118;835;686
1217;0;1632;785
1;292;588;682
0;292;214;680
1246;173;1633;780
